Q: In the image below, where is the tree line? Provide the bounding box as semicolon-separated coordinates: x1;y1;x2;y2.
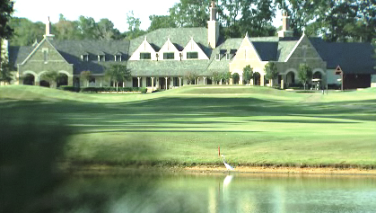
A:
5;0;376;47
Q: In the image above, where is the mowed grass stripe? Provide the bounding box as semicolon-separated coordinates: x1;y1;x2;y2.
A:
1;85;375;168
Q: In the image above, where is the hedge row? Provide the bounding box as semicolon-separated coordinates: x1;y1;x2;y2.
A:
60;86;147;94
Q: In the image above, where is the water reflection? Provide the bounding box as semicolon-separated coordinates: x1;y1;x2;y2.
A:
48;173;376;213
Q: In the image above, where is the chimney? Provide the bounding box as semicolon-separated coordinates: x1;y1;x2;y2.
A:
207;1;219;49
278;10;293;38
44;17;55;40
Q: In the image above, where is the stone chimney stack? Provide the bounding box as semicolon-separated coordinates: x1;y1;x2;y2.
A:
278;10;293;38
207;1;219;49
44;16;55;40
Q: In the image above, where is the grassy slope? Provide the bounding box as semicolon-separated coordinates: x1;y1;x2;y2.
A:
1;85;376;168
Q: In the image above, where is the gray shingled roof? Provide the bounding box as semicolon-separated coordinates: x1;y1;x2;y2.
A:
7;29;375;76
50;40;130;75
127;60;210;77
8;46;34;68
208;38;242;72
276;40;299;62
311;39;376;74
129;28;212;57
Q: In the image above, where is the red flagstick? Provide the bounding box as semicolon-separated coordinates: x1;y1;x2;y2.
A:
218;146;220;157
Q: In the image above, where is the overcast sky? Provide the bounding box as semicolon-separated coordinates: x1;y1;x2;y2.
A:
13;0;282;33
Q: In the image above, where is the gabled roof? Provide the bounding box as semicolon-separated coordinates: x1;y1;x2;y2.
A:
252;42;278;61
208;38;242;72
276;40;299;62
129;28;211;56
311;39;375;74
8;46;34;69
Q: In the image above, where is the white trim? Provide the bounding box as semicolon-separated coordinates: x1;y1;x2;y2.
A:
313;68;325;76
58;70;72;77
21;38;70;65
284;34;306;62
22;70;38;76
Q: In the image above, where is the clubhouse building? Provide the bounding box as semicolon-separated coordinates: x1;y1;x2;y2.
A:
2;2;376;90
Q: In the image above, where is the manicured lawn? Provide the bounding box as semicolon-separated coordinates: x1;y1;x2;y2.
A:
1;85;375;168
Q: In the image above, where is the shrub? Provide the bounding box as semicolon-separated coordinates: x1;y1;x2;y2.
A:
140;87;147;94
80;87;99;93
60;86;79;92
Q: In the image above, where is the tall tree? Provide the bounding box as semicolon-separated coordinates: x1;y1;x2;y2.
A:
243;65;253;85
264;62;278;87
80;71;92;87
97;18;118;40
105;64;131;90
9;18;45;46
169;0;210;27
0;0;14;39
0;53;12;83
54;14;80;40
125;11;145;39
77;16;98;39
298;64;312;90
148;15;177;32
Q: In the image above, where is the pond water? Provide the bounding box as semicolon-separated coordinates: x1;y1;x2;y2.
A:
52;172;376;213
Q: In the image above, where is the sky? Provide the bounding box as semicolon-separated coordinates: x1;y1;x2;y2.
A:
13;0;282;33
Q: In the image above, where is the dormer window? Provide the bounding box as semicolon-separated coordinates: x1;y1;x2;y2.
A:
226;53;230;60
98;55;105;62
115;54;122;62
215;53;221;61
140;52;151;60
81;54;89;62
187;52;198;59
163;52;175;60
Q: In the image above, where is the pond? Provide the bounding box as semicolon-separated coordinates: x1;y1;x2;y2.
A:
48;171;376;213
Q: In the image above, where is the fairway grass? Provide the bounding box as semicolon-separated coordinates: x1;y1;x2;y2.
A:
1;85;376;170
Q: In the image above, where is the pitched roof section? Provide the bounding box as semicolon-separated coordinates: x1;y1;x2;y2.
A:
276;40;298;62
8;46;34;68
311;39;375;74
51;40;130;63
129;28;211;56
208;38;242;72
127;60;210;76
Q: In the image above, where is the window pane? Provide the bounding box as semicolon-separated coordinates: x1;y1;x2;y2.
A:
163;52;175;59
140;53;151;59
187;52;198;59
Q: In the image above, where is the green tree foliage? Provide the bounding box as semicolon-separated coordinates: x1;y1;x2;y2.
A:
212;71;222;84
80;70;92;87
0;54;12;83
126;11;146;40
264;62;278;84
0;0;14;39
298;63;313;90
373;38;376;69
219;0;276;38
220;72;232;84
232;73;240;84
9;18;44;46
105;64;131;90
40;71;65;88
54;14;81;40
184;71;198;85
242;65;253;84
169;0;210;27
148;15;177;32
277;0;375;42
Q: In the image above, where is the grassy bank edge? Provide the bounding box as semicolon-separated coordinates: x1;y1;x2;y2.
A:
61;161;376;176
